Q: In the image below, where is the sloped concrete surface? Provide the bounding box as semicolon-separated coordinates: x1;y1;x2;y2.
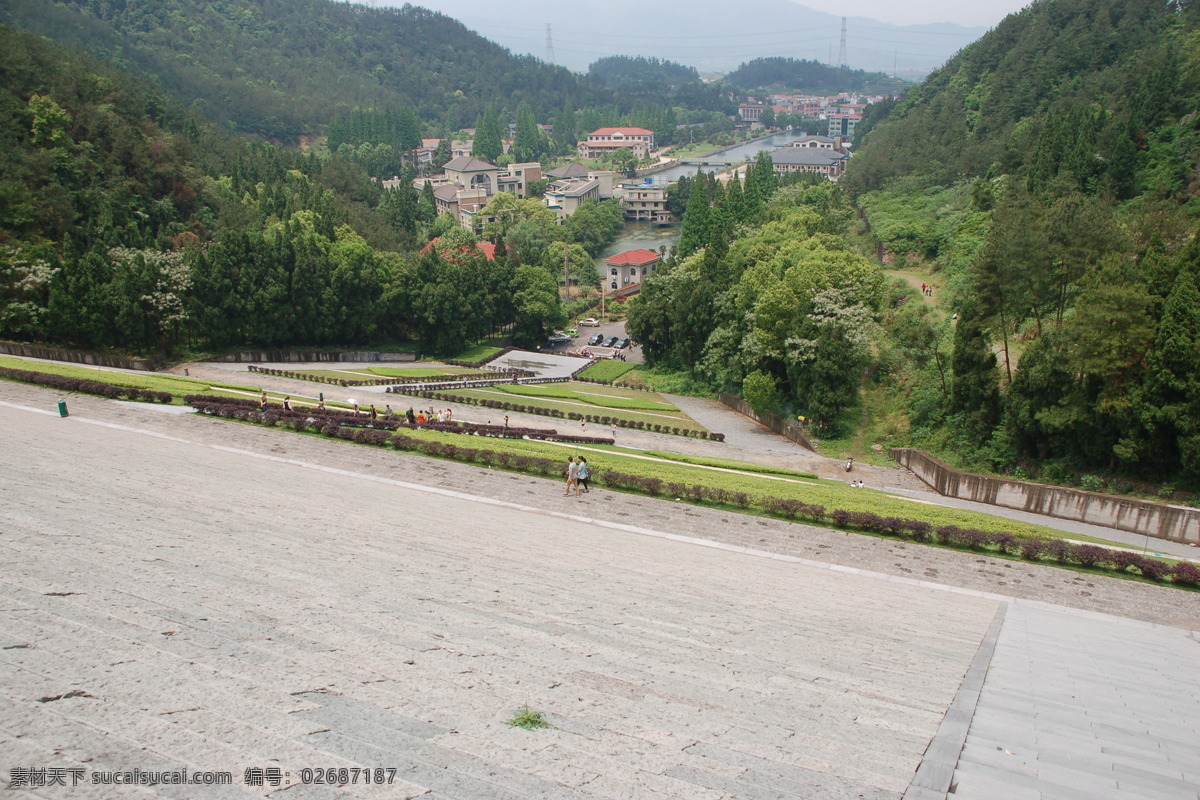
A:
2;382;1199;799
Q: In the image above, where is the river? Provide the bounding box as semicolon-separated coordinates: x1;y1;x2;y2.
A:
645;129;815;184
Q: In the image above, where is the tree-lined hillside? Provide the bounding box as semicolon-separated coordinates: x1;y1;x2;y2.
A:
843;0;1200;487
0;26;566;357
0;0;611;139
725;58;907;95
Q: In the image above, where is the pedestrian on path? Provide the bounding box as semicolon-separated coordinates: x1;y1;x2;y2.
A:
283;396;292;411
565;457;580;496
504;414;509;428
611;423;617;439
406;407;415;424
577;458;591;493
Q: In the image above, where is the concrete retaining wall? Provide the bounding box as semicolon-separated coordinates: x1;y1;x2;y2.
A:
890;448;1200;545
0;341;162;371
718;393;815;452
212;350;415;363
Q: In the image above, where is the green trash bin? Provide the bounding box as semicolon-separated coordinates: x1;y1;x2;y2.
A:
57;400;68;417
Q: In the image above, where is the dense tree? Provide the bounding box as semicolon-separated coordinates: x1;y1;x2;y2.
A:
472;103;504;164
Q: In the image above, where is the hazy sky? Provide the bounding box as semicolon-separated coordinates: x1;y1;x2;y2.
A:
797;0;1032;28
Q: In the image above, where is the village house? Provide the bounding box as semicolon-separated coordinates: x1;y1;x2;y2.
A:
578;127;655;160
827;113;863;140
769;145;849;180
603;248;661;292
411;156;542;233
543;178;601;223
618;180;673;224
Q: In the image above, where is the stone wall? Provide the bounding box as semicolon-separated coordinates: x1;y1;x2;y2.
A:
0;341;162;371
891;448;1200;545
718;393;815;452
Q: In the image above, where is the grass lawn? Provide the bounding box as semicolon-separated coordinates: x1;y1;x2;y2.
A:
438;343;505;363
357;424;1062;539
419;382;707;432
295;366;493;381
0;356;260;403
614;366;716;398
579;361;638;383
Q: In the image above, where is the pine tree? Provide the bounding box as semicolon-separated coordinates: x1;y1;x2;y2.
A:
473;103;503;163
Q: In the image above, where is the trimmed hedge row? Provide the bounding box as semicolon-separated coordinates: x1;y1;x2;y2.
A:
185;396;615;445
247;364;534;386
0;366;172;403
390;388;726;442
185;396;1195;589
598;471;1195;586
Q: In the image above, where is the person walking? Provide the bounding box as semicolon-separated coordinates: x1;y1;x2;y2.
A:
406;407;415;424
577;457;591;493
282;396;292;411
565;457;579;496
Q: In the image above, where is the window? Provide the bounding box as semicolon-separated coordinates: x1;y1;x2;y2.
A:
611;268;618;276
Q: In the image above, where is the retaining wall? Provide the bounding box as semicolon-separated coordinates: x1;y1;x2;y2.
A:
0;341;162;371
890;448;1200;545
718;393;815;451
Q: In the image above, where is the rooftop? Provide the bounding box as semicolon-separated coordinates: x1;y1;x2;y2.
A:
605;248;661;266
442;155;497;172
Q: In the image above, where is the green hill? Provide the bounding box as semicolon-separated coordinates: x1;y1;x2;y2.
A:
724;57;908;96
842;0;1200;487
0;0;611;139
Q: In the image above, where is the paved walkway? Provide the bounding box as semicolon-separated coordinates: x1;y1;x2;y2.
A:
2;383;1199;799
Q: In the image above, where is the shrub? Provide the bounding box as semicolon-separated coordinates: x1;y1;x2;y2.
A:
1170;562;1200;586
904;520;932;541
1138;557;1170;582
830;509;851;528
1112;550;1143;573
1019;538;1047;560
1043;538;1072;563
1070;544;1110;568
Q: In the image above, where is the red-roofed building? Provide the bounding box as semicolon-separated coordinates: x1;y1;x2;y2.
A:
421;237;496;263
578;127;655;159
603;248;661;291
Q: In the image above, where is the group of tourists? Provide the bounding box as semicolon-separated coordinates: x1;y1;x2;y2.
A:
564;456;591;497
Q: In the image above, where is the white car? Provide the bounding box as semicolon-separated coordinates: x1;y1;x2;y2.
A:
579;318;601;327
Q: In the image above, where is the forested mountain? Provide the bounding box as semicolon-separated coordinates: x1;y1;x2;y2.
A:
841;0;1200;487
588;57;699;91
725;58;908;96
0;0;611;139
0;26;570;357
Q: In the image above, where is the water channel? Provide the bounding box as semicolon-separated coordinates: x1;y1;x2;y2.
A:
645;128;815;184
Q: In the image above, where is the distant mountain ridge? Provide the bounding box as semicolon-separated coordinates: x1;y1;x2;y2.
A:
388;0;987;77
0;0;613;139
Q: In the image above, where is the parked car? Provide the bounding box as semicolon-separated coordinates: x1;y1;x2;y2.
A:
604;336;619;348
548;332;572;344
579;317;601;327
564;327;579;337
615;337;630;349
587;333;604;346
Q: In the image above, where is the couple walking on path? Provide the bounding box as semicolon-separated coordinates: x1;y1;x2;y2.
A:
564;456;590;497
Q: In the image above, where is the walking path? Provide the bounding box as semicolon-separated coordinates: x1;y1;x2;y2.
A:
2;382;1197;800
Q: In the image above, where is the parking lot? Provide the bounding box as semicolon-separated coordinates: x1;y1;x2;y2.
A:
566;318;642;364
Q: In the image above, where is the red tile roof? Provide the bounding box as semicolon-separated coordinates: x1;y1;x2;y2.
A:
589;127;654;136
605;248;660;266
